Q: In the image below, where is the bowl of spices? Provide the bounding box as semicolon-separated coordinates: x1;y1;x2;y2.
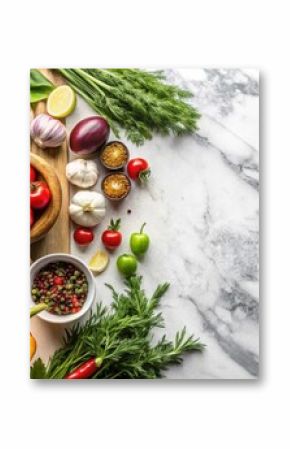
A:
101;172;131;201
100;141;129;170
30;253;95;324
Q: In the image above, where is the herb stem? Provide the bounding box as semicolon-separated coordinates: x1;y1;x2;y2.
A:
31;276;204;379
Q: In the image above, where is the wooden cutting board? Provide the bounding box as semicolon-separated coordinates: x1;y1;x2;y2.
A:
30;69;70;260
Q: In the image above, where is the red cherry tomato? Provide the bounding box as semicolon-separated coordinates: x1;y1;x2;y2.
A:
30;208;34;227
101;219;122;250
73;227;94;246
30;165;37;182
127;158;150;181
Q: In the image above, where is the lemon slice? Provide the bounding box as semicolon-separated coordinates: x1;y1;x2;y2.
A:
89;250;109;274
47;85;76;118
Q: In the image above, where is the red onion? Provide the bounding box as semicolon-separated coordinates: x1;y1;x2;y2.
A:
69;116;110;155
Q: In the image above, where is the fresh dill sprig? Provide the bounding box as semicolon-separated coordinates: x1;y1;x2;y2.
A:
57;68;201;145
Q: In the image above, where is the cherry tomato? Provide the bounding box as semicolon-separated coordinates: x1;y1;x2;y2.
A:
127;158;150;181
73;227;94;246
101;219;122;250
30;181;51;210
30;165;37;182
30;208;34;227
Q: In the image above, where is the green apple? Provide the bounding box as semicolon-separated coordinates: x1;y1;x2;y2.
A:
117;254;138;276
130;223;150;256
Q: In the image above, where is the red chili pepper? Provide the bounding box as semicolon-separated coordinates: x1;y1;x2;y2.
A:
65;357;103;379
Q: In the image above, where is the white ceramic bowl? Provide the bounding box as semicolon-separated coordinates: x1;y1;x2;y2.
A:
30;253;95;324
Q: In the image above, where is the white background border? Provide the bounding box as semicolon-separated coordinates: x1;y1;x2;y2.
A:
1;1;286;447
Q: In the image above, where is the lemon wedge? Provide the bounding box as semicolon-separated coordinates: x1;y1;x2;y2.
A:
89;250;109;274
47;85;76;118
30;333;37;360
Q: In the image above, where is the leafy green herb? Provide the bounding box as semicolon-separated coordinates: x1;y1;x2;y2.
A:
31;276;204;379
30;358;47;379
30;69;54;103
57;68;201;145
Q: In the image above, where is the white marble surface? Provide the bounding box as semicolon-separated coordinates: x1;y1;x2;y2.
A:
31;68;259;379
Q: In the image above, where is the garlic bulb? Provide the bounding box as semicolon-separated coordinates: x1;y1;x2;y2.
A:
69;191;106;227
30;113;67;148
66;159;99;188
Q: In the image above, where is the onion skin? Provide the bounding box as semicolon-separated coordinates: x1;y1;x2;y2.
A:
69;116;110;155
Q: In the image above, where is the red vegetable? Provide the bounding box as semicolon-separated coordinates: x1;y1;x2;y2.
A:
69;116;110;155
101;219;122;250
30;181;51;210
30;165;37;182
65;357;103;379
30;208;34;227
73;227;94;246
53;276;64;286
127;158;150;181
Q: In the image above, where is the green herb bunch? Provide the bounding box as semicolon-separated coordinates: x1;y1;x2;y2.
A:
31;276;204;379
57;68;201;145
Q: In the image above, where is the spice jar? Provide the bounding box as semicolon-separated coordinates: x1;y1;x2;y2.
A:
100;141;129;170
101;172;131;201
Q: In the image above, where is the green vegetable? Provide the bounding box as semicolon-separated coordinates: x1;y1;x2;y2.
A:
130;223;150;256
30;303;48;317
30;276;204;379
30;69;54;103
117;253;138;276
57;68;201;145
30;358;47;379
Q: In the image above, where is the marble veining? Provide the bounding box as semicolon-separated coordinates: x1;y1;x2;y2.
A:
166;69;259;190
32;69;259;379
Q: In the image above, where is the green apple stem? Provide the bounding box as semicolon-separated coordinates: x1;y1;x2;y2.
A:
140;223;146;234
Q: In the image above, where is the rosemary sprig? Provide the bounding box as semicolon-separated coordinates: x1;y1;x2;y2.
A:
31;276;204;379
57;68;200;145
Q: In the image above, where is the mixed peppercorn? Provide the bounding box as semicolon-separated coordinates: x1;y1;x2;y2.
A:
31;262;88;315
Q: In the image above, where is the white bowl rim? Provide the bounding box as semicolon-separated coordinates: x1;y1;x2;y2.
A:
30;253;95;324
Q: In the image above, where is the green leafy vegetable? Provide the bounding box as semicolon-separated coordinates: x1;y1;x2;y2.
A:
31;276;204;379
30;69;54;103
30;358;47;379
57;68;201;145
